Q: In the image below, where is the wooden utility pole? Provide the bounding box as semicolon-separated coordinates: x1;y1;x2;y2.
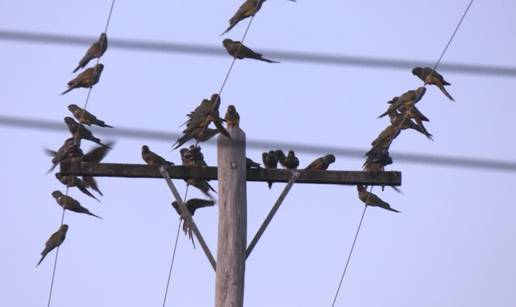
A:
215;127;247;307
59;135;402;307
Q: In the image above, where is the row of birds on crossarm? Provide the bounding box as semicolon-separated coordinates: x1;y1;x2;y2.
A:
361;66;455;213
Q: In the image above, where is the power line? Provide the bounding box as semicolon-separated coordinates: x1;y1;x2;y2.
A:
1;114;515;173
1;29;515;77
45;1;117;306
330;0;475;305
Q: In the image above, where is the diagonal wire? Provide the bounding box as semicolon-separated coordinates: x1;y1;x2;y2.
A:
330;1;474;305
162;185;190;307
331;204;368;307
46;1;116;306
46;207;66;307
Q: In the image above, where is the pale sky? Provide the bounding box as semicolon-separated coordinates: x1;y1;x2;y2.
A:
2;1;516;306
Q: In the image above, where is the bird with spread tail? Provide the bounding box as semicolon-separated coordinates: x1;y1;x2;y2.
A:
36;224;68;266
73;33;108;73
172;199;215;248
222;39;279;63
44;137;83;173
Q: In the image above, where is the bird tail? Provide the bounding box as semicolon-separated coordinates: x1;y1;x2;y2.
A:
89;212;103;219
61;88;73;95
36;254;47;267
387;207;400;213
259;57;280;64
221;21;236;36
437;84;455;101
96;120;114;128
78;185;101;202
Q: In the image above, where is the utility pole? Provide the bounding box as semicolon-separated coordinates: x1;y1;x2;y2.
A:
215;126;247;307
60;135;401;307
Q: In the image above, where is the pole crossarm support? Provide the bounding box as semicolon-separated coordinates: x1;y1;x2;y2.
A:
59;162;402;186
246;171;300;260
158;166;217;271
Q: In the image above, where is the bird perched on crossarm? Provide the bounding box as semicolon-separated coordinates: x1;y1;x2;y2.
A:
305;154;336;170
141;145;173;166
73;33;107;73
262;150;279;188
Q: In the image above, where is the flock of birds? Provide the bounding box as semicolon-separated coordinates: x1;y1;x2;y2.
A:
37;0;455;267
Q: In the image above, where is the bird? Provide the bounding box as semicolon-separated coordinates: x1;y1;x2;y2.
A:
62;63;104;95
262;150;279;188
44;138;83;173
225;105;240;128
82;176;103;196
221;0;265;35
51;190;102;219
173;95;229;149
283;150;299;169
172;198;215;217
363;148;392;171
55;173;100;201
371;125;401;149
64;117;106;146
412;67;454;101
246;157;261;169
73;33;108;73
305;154;336;170
36;224;68;266
180;146;216;199
79;142;113;163
172;199;215;248
387;108;433;140
357;185;400;213
67;104;113;128
142;145;173;166
221;0;296;35
222;39;279;63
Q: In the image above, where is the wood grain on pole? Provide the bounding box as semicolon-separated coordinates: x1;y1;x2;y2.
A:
215;127;247;307
60;162;402;186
